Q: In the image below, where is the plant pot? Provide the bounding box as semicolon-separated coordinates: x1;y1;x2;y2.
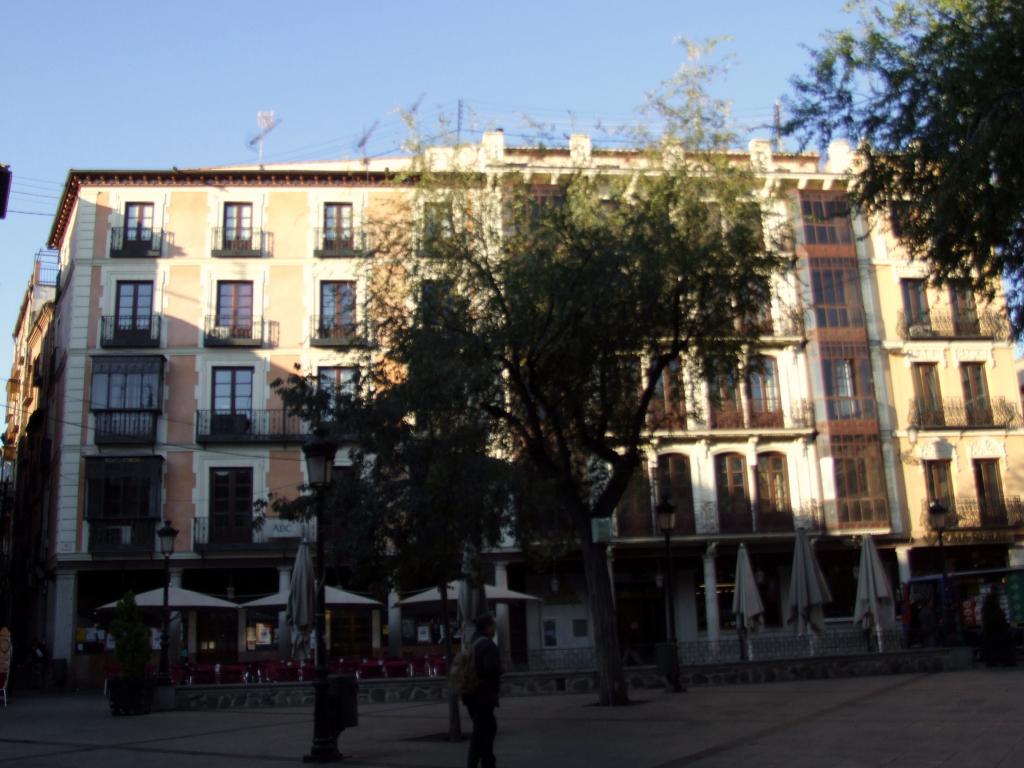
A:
107;677;153;716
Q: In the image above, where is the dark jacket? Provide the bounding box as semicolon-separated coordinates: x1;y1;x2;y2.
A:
467;633;502;708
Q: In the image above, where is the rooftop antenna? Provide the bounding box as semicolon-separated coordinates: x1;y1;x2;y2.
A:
356;120;379;163
772;101;784;152
248;111;279;164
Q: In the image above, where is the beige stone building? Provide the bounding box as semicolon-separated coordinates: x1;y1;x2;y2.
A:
15;132;1023;685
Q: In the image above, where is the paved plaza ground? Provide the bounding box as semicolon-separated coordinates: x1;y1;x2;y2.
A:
1;668;1022;767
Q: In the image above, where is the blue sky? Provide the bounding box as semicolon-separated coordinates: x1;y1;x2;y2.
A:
0;0;852;367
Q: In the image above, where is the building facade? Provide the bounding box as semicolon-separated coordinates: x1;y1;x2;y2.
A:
12;132;1023;684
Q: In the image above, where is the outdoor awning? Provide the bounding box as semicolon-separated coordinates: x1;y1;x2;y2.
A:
242;586;382;609
97;586;238;611
396;582;541;607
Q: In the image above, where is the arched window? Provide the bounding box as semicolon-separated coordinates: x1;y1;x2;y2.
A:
748;357;782;427
710;371;743;429
656;453;695;534
756;452;792;532
615;464;652;537
715;453;751;533
649;358;686;429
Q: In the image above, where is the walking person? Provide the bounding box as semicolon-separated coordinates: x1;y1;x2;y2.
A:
463;613;502;768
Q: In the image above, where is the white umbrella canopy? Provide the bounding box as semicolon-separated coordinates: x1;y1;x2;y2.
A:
98;586;238;611
243;585;382;609
397;582;541;607
786;528;832;636
732;544;766;633
286;541;316;661
853;535;896;636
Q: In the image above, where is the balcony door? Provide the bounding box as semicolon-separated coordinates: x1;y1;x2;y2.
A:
974;459;1005;525
210;467;253;545
124;202;154;244
324;203;353;248
923;460;953;511
216;281;254;334
656;453;695;534
116;281;153;333
950;286;979;335
212;367;253;436
960;363;991;424
901;279;929;326
748;357;781;427
715;453;751;532
320;281;356;336
223;203;253;249
756;453;791;530
911;363;943;426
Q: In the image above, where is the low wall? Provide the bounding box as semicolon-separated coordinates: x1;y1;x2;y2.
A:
174;648;965;710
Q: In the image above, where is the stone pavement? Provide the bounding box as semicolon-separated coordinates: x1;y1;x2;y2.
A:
1;668;1022;767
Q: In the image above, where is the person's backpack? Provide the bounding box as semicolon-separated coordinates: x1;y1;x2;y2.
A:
452;637;484;696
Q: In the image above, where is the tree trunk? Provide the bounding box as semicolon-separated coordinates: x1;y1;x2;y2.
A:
440;583;463;740
578;528;629;705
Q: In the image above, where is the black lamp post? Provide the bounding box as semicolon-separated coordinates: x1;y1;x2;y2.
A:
656;492;683;693
927;499;957;644
303;434;339;763
155;520;178;686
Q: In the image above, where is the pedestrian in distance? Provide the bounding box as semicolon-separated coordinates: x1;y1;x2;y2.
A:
463;613;502;768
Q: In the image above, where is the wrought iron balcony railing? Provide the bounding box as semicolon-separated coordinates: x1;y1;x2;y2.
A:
921;497;1024;531
110;227;163;257
309;316;367;347
195;409;307;443
87;517;157;553
94;411;159;445
908;397;1021;430
100;315;161;348
705;399;814;431
698;501;825;535
192;516;316;552
897;309;1010;341
211;228;268;257
203;316;264;346
313;227;370;257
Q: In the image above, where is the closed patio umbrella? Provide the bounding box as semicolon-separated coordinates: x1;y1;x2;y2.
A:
286;541;315;662
786;527;832;637
853;534;895;651
243;586;382;609
732;544;765;660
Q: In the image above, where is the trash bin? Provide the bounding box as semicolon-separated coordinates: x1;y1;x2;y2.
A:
326;674;358;735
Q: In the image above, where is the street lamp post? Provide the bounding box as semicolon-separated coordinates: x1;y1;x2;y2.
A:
303;434;339;763
155;520;178;687
656;493;683;693
927;499;957;645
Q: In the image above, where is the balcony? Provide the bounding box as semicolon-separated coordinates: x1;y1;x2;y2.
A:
195;409;307;443
698;502;825;535
313;227;370;258
87;517;157;554
192;516;316;552
94;411;159;445
896;310;1010;341
100;315;161;348
211;228;268;257
309;316;368;347
922;497;1024;531
908;397;1021;430
832;497;890;529
110;227;162;258
203;316;264;347
706;399;815;431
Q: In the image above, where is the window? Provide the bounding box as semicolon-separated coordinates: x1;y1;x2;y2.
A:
210;468;254;545
831;435;888;525
757;450;786;518
924;460;953;507
747;357;781;425
889;201;909;238
810;265;863;328
960;363;991;424
323;203;354;248
911;363;943;426
715;453;750;529
950;286;980;335
616;464;651;536
656;453;694;533
223;203;253;248
820;347;876;420
320;281;356;335
124;203;154;243
213;367;253;414
709;371;743;428
216;281;254;331
974;459;1004;521
422;202;453;254
318;366;359;399
90;356;162;411
85;457;163;520
800;193;852;245
115;281;153;332
649;358;685;426
901;279;929;326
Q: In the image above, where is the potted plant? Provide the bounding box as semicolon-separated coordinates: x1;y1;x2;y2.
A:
980;591;1016;667
106;592;154;715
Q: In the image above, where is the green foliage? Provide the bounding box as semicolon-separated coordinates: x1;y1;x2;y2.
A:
785;0;1024;332
109;592;151;679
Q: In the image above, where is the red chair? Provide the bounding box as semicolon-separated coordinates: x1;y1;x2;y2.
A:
383;659;411;678
358;659;384;679
332;658;360;675
218;664;246;685
169;664;186;685
408;657;431;677
265;661;298;682
189;664;216;685
298;662;314;681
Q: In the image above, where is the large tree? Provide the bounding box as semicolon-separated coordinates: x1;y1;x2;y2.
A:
784;0;1024;331
358;48;788;705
